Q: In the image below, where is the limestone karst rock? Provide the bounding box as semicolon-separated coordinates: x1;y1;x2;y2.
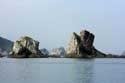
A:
0;36;13;57
67;30;106;58
0;37;13;52
40;48;49;55
10;36;44;58
50;47;66;57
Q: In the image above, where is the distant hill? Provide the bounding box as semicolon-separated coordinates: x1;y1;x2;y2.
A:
0;37;13;52
121;51;125;56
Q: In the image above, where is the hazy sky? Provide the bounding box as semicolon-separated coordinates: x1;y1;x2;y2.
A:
0;0;125;54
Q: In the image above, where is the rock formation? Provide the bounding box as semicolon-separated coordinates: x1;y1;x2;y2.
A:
0;36;13;57
67;30;106;58
50;47;66;58
10;36;44;58
0;37;13;52
40;48;49;55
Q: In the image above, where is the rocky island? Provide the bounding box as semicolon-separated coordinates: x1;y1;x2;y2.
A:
9;36;47;58
0;29;125;58
0;36;13;57
66;30;106;58
50;47;66;58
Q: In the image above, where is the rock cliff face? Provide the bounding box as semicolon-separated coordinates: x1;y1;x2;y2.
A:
50;47;66;57
40;48;49;55
0;37;13;52
67;30;106;58
0;37;13;57
10;36;44;58
67;32;81;57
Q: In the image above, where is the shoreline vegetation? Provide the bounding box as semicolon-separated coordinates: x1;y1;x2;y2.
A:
0;29;125;58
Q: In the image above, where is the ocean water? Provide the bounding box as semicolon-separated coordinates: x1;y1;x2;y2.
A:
0;58;125;83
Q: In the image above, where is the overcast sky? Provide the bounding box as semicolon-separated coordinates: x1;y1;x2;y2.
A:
0;0;125;54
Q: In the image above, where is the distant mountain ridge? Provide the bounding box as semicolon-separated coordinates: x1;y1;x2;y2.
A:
0;36;13;52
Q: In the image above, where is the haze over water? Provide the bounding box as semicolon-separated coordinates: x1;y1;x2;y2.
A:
0;1;125;83
0;0;125;54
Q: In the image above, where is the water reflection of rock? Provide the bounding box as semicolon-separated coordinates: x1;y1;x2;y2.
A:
72;59;95;83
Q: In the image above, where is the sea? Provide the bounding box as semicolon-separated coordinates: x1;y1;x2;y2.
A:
0;58;125;83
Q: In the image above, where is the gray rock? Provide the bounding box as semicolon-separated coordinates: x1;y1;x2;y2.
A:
67;30;106;58
50;47;66;57
0;36;13;57
40;48;49;55
10;36;44;58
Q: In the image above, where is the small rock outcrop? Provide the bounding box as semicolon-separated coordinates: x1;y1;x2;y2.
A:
50;47;66;58
40;48;49;55
67;30;106;58
10;36;44;58
0;36;13;57
0;37;13;52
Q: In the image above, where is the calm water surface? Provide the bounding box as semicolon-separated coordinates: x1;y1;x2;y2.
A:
0;58;125;83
